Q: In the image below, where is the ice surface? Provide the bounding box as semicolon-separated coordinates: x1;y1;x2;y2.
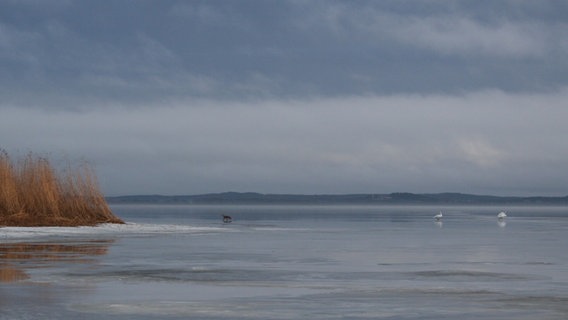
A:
0;222;230;240
2;205;568;320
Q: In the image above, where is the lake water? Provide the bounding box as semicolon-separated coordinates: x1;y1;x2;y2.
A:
2;205;568;319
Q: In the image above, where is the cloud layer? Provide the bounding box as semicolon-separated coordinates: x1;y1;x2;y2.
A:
2;89;567;196
1;1;567;107
1;1;567;196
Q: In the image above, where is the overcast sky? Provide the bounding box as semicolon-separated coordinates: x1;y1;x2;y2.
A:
1;0;568;196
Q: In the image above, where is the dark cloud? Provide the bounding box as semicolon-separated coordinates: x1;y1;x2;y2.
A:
1;0;567;107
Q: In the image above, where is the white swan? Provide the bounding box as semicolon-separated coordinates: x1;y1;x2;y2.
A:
497;211;507;219
434;211;443;221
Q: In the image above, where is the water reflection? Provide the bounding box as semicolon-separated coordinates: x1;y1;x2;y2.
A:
0;240;114;283
0;265;29;282
498;220;507;228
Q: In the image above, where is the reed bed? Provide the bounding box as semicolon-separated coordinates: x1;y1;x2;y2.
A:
0;151;123;226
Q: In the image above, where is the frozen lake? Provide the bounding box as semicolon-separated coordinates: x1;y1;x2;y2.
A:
2;205;568;319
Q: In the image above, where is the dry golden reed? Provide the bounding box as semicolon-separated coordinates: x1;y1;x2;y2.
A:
0;150;123;226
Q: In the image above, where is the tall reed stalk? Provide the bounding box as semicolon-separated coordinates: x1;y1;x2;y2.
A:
0;151;123;226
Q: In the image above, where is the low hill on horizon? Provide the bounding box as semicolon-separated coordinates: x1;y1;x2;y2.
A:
107;192;568;205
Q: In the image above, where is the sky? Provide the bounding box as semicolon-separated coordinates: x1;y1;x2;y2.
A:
1;0;568;196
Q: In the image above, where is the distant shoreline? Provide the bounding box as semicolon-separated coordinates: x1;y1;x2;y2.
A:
107;192;568;206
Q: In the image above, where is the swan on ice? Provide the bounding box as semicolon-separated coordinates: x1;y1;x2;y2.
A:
434;211;443;221
497;211;507;219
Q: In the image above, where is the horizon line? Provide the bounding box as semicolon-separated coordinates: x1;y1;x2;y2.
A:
106;191;568;198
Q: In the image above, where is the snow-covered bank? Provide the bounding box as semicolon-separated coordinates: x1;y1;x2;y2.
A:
0;223;230;240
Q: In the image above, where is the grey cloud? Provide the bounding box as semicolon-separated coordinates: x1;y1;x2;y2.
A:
304;1;565;58
2;0;568;111
388;16;553;58
169;2;251;30
2;89;567;196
